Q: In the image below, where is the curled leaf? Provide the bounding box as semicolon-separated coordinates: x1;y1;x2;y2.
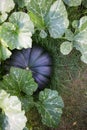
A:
39;30;47;38
60;41;73;55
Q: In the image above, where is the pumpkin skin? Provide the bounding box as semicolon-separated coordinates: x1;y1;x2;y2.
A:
6;46;52;89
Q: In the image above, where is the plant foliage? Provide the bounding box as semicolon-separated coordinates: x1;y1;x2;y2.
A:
60;16;87;64
0;11;34;60
27;0;69;38
0;67;38;96
36;89;64;127
0;67;64;128
0;89;27;130
0;0;87;129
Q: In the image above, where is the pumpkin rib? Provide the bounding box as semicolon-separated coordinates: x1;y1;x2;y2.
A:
31;66;52;77
10;50;28;68
21;48;31;67
29;55;52;67
33;73;49;85
28;46;44;67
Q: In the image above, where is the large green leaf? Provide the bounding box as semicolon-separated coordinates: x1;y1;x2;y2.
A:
27;0;69;38
74;16;87;63
0;12;34;50
46;0;69;38
14;0;30;8
27;0;53;29
36;89;64;128
0;0;15;14
63;0;82;7
0;67;38;96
